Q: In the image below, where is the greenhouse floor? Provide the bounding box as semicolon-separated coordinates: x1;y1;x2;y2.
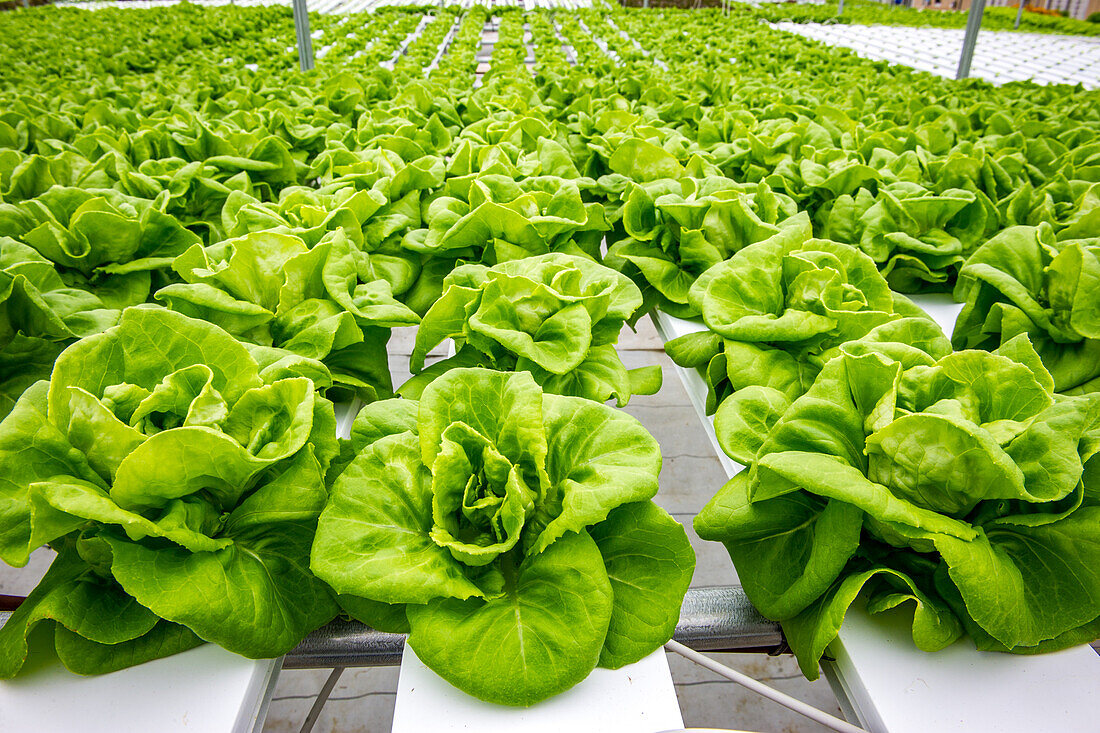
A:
774;22;1100;88
0;321;843;732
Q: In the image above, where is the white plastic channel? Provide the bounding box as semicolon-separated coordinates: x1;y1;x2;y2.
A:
606;15;669;70
0;643;280;733
424;14;463;77
382;13;435;70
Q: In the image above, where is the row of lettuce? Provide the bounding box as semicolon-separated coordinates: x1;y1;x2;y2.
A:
0;1;1096;703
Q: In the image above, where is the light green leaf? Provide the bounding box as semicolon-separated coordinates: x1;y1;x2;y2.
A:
533;394;661;554
0;381;104;567
591;501;695;669
696;473;861;620
108;518;337;659
406;531;612;707
311;431;485;604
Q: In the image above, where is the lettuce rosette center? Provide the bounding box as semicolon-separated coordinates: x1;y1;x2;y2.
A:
429;421;536;566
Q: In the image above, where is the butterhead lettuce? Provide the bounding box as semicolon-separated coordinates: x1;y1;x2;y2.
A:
666;227;948;413
404;253;662;405
606;174;803;318
0;306;339;676
953;223;1100;394
696;333;1100;678
311;368;694;706
0;186;202;306
155;229;418;403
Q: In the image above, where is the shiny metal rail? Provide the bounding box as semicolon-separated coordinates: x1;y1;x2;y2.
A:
283;585;784;669
285;618;407;669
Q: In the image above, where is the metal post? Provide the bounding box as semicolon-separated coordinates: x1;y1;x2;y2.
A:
292;0;315;73
956;0;986;80
838;0;845;15
1014;0;1025;28
21;0;29;8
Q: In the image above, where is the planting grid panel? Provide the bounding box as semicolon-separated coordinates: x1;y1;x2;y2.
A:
774;22;1100;89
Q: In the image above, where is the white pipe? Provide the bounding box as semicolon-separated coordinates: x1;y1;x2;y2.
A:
664;641;865;733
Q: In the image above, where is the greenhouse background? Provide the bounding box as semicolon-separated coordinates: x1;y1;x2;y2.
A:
0;0;1098;731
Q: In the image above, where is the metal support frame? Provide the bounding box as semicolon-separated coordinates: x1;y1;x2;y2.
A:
959;0;985;79
292;0;315;72
283;586;784;669
1015;0;1026;28
838;0;845;16
956;0;986;80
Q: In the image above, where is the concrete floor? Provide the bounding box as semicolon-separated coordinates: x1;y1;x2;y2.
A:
0;319;843;732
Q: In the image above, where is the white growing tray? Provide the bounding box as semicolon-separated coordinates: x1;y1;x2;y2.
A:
0;644;278;733
392;646;684;733
652;294;1100;733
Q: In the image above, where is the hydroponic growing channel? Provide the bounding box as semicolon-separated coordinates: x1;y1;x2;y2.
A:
0;1;1098;732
